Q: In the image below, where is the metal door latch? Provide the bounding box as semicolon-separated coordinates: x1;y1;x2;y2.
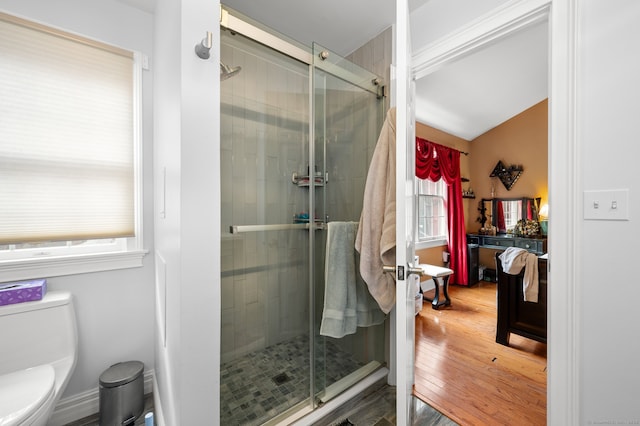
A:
383;264;424;280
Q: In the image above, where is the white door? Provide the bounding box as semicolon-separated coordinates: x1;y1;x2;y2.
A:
394;0;416;424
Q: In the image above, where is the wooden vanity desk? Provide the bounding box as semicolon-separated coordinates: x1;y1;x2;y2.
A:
466;233;546;284
467;233;547;256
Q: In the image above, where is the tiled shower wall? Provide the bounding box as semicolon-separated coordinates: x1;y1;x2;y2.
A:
310;28;392;366
220;26;391;366
313;69;387;368
220;32;311;363
322;88;382;222
347;27;393;113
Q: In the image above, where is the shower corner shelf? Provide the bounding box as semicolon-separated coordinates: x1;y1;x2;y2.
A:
292;172;327;187
293;218;326;229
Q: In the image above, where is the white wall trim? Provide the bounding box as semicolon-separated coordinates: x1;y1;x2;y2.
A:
548;0;580;424
0;249;148;283
415;238;447;251
152;373;166;426
412;0;551;80
48;369;155;426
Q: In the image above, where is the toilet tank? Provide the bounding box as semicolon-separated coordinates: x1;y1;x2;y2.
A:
0;291;78;377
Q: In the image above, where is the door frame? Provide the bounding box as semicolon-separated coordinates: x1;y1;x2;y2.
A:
392;0;416;425
409;0;580;423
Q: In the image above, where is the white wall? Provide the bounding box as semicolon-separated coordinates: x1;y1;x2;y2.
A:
151;0;181;423
0;0;155;401
153;0;220;424
578;0;640;423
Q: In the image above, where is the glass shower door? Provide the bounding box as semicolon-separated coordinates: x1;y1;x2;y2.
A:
219;29;313;425
219;12;388;422
311;42;386;403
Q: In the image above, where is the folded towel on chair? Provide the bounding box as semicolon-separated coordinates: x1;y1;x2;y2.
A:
498;247;539;302
320;222;386;338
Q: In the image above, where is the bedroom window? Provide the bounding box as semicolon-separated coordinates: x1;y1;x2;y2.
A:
416;177;448;248
0;12;145;280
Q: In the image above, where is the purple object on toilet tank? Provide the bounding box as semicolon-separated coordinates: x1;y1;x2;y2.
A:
0;279;47;306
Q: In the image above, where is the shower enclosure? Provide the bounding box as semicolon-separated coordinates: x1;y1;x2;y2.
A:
220;7;386;424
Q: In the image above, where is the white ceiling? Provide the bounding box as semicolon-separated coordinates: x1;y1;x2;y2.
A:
115;0;155;14
415;20;548;140
220;0;401;57
118;0;548;141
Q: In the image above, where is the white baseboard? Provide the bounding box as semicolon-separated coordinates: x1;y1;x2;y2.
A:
48;369;154;426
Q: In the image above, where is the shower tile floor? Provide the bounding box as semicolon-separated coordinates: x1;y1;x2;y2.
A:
70;339;454;426
220;334;366;426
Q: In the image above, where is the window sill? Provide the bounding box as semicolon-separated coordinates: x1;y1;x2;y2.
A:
415;239;448;251
0;250;149;282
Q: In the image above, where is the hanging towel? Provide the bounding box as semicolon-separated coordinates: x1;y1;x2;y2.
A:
320;222;386;338
355;108;397;314
498;247;539;302
354;249;387;328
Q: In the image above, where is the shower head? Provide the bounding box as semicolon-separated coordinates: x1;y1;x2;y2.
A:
220;62;241;80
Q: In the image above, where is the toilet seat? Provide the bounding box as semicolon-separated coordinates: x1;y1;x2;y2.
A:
0;364;55;426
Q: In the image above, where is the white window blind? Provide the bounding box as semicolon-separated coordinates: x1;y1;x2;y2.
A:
0;13;135;244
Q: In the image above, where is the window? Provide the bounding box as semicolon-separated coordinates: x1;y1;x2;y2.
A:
417;178;448;248
0;13;145;280
502;200;522;233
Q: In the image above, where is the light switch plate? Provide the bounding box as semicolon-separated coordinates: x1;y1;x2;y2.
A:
584;189;629;220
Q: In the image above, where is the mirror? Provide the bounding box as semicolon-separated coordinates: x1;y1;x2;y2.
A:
492;198;538;233
478;197;539;234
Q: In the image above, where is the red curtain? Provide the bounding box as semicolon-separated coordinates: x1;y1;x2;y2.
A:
496;200;505;232
415;137;468;285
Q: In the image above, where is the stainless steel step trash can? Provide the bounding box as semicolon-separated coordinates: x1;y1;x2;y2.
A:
99;361;144;426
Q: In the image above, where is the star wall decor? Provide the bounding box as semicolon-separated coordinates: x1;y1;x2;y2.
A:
490;160;523;191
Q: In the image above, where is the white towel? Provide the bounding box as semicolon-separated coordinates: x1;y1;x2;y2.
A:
355;108;397;314
498;247;539;303
320;222;386;338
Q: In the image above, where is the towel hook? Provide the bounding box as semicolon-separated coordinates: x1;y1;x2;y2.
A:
195;31;213;59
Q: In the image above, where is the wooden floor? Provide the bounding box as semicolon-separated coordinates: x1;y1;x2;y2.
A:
413;281;547;426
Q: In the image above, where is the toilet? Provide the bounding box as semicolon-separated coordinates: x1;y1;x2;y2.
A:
0;291;78;426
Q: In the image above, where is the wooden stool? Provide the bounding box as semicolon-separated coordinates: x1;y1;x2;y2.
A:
420;264;453;309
